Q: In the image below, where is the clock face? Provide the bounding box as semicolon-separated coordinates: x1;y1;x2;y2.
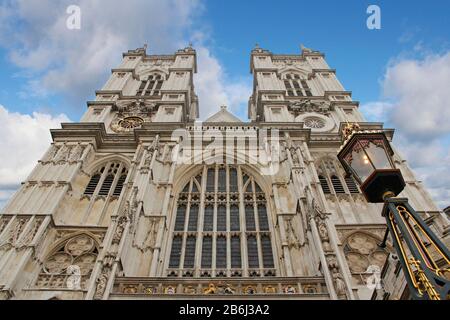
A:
118;116;144;129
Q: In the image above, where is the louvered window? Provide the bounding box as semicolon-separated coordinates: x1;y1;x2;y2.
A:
112;173;126;196
319;175;331;194
331;175;345;194
84;174;100;195
83;162;128;198
345;177;359;193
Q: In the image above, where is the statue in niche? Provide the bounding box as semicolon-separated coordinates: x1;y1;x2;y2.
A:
142;218;159;251
53;144;71;163
333;272;347;298
290;147;300;165
318;221;332;251
143;139;159;167
94;269;110;300
285;217;301;248
68;143;84;162
112;216;128;245
46;145;60;162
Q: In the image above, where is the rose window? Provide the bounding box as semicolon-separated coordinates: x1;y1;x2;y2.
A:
304;117;326;129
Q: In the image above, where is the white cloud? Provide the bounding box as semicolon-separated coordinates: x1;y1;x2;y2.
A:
0;0;250;119
383;52;450;140
194;46;251;120
360;51;450;209
0;0;202;102
359;101;393;123
0;104;70;209
0;1;254;209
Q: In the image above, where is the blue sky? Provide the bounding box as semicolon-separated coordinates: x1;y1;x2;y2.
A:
0;0;449;208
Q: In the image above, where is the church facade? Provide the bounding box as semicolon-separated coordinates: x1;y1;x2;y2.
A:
0;45;448;300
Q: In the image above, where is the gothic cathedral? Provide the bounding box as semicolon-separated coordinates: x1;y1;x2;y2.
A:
0;45;448;300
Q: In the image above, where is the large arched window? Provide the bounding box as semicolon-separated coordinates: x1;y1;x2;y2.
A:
168;166;276;278
84;161;128;198
137;73;164;97
283;73;312;97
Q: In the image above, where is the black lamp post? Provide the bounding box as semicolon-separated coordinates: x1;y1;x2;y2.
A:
337;123;450;300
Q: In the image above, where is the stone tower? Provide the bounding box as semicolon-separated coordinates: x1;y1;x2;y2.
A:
0;45;448;300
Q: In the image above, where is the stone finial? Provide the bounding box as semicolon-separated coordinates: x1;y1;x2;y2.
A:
220;105;227;111
301;43;312;53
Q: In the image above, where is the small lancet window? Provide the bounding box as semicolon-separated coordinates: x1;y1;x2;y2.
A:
319;175;331;194
331;175;345;194
83;162;128;197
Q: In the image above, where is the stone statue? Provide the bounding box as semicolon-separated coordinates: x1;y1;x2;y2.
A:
68;143;84;162
112;216;127;245
53;144;70;163
94;270;109;300
290;147;300;164
333;272;347;297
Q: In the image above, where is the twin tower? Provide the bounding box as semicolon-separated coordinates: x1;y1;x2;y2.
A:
0;45;447;300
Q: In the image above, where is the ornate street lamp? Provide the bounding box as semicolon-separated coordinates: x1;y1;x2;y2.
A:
337;123;450;300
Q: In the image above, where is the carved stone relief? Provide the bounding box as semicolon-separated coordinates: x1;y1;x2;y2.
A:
110;100;156;133
289;99;331;116
342;231;390;274
0;217;29;250
36;233;98;290
43;143;86;164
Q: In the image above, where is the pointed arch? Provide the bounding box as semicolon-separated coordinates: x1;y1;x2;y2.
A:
342;230;392;274
35;232;100;290
83;159;129;198
167;164;277;278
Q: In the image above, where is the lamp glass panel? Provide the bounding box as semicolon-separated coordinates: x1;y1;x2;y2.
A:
348;142;375;182
364;141;392;169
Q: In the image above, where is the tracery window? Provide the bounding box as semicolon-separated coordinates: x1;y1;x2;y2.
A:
343;231;390;274
168;166;276;278
84;161;128;198
35;234;99;290
283;73;312;97
137;73;164;97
